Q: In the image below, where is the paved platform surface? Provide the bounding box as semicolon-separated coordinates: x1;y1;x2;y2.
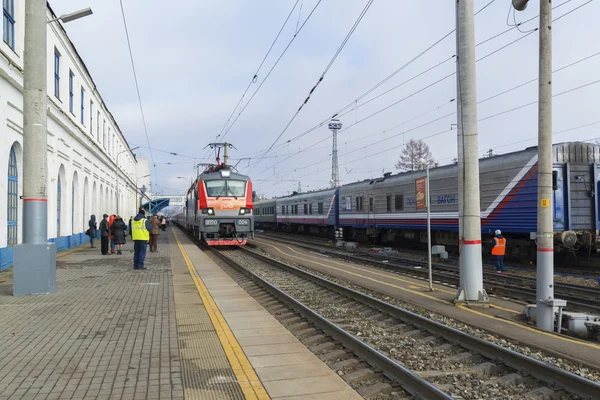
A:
252;236;600;371
0;229;363;400
173;227;362;400
0;235;182;400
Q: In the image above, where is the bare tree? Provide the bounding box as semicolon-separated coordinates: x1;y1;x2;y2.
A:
395;139;435;171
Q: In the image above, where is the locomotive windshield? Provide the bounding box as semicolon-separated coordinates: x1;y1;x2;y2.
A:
205;180;246;197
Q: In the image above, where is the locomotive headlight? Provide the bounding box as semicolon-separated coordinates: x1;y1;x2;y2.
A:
237;219;249;225
202;207;215;215
239;207;251;215
204;219;218;226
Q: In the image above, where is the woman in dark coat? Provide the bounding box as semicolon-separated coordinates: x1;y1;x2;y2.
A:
111;215;127;255
87;215;97;248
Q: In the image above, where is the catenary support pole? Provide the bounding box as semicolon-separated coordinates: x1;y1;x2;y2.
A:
455;6;465;293
536;0;554;332
14;0;57;295
454;0;488;305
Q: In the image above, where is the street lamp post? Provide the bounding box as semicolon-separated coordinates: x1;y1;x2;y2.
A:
116;146;139;215
14;3;93;296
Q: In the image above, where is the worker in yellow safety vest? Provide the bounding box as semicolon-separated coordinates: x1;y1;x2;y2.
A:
491;229;507;273
129;208;153;270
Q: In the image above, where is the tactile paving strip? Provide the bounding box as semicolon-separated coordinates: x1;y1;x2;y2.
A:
170;239;246;400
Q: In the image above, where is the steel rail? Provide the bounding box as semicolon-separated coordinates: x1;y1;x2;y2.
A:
239;246;600;399
255;235;600;313
209;247;453;400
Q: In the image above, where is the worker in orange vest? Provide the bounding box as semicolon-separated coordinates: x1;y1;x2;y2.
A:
491;229;507;273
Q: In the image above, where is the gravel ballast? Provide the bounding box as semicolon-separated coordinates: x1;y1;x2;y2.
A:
225;249;597;399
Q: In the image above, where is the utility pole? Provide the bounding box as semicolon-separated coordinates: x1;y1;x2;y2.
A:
454;0;488;305
512;0;557;331
328;119;342;188
13;0;55;295
535;0;557;333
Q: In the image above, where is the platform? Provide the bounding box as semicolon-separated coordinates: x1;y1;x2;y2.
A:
251;237;600;371
171;227;361;400
0;229;361;400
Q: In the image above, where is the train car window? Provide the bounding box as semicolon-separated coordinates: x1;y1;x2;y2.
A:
395;195;404;211
227;180;246;197
552;170;558;190
281;206;285;215
205;180;227;197
309;204;313;214
359;196;364;211
386;195;391;212
318;202;324;214
304;204;308;214
369;197;374;211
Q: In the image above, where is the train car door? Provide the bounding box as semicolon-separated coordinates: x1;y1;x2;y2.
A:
368;196;375;227
552;166;566;230
595;164;600;232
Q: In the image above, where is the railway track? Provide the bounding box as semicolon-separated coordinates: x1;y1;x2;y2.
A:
210;244;600;399
253;234;600;314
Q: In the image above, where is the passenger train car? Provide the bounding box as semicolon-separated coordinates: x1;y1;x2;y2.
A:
176;167;254;245
254;142;600;258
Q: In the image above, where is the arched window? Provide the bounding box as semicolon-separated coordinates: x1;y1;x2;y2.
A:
57;174;61;237
7;146;18;246
72;179;75;233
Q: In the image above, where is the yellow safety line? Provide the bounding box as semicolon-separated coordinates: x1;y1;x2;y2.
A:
455;304;600;350
257;240;600;351
173;230;270;400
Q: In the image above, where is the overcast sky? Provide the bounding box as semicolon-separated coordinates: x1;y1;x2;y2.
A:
50;0;600;198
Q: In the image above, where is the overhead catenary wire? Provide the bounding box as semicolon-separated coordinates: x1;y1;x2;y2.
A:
212;0;324;149
247;0;375;172
206;0;301;161
118;0;155;170
244;0;587;166
263;75;600;188
249;0;595;178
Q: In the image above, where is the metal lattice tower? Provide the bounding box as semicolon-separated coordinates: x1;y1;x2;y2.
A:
328;119;342;188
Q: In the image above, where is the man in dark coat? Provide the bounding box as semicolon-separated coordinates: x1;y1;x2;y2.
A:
99;214;110;255
87;215;97;248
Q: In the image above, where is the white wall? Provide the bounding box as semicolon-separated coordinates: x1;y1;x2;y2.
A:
0;4;138;248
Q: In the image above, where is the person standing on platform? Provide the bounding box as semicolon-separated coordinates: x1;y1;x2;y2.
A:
491;229;507;273
149;215;161;252
108;214;116;254
161;216;167;231
99;214;110;255
87;215;97;248
130;209;152;270
111;215;127;255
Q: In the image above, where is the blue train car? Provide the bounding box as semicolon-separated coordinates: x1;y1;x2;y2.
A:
338;142;600;258
275;188;339;235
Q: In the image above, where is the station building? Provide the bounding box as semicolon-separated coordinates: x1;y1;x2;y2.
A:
0;3;138;270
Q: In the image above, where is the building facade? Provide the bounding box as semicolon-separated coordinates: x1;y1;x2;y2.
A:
0;3;138;270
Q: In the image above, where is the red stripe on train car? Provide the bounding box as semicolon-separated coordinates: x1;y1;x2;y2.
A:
206;239;247;246
485;164;538;223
